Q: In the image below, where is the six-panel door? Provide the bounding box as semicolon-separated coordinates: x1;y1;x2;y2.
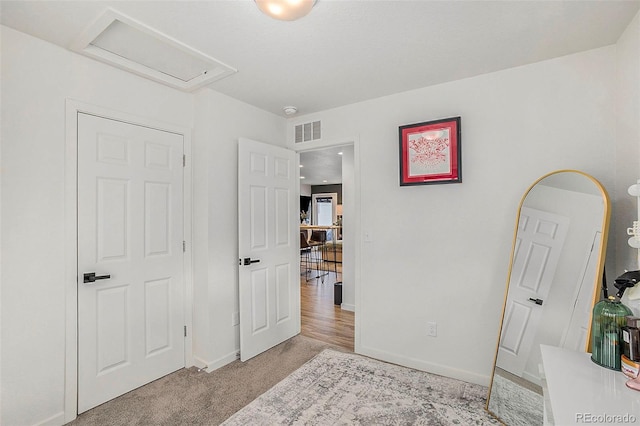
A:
77;113;185;413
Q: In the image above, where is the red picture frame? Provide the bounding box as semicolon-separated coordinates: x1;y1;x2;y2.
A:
399;117;461;186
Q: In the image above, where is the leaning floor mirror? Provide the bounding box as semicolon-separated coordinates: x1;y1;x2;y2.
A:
486;170;610;425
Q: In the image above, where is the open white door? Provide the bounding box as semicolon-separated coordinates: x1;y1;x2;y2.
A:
238;138;300;361
497;207;569;377
561;230;602;351
77;113;185;412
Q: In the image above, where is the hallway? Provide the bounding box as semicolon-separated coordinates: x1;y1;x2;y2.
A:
300;272;354;351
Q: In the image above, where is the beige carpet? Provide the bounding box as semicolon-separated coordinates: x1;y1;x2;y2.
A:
69;335;343;425
70;336;496;425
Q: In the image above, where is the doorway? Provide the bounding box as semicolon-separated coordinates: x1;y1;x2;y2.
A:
297;143;355;351
64;100;194;423
76;113;186;413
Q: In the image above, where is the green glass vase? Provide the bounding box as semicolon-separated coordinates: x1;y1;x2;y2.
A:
591;296;633;370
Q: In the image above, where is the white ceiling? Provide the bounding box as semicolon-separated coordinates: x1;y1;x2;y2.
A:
2;0;638;118
2;0;638;184
299;146;345;186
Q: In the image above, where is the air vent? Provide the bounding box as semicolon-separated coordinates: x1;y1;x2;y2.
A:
70;9;237;91
295;121;321;143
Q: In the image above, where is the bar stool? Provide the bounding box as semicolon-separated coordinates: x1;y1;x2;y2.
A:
300;231;319;282
308;230;327;283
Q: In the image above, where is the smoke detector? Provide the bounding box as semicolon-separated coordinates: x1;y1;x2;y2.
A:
283;106;298;115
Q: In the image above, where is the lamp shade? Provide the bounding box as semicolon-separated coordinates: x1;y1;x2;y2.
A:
255;0;316;21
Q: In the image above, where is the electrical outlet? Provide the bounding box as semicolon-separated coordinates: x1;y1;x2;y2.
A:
232;312;240;326
427;321;437;337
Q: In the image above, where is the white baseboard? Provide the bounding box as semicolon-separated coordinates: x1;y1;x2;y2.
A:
192;355;210;370
34;411;65;426
358;345;490;387
521;370;542;387
196;350;239;373
341;303;355;312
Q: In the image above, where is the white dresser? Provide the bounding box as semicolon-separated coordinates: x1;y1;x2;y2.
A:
540;345;640;425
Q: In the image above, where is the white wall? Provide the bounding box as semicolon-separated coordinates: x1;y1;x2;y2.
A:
300;183;312;196
1;24;286;425
289;46;618;385
340;146;356;310
192;89;286;369
3;9;639;425
613;12;640;278
0;26;194;425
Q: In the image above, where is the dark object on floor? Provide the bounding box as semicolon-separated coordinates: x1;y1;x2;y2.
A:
334;282;342;305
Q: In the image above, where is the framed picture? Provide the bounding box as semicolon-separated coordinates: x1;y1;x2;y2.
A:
399;116;461;186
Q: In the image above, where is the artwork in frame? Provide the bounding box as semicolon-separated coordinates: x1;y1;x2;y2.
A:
399;116;461;186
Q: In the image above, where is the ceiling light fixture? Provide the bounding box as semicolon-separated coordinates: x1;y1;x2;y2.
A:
283;105;298;115
255;0;316;21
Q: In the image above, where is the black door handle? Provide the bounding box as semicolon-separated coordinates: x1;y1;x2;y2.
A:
83;272;111;283
241;258;261;266
528;297;544;305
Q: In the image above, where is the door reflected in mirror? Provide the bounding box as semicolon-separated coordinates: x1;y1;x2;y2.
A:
486;170;610;425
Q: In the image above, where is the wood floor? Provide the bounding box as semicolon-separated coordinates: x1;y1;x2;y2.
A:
300;271;354;351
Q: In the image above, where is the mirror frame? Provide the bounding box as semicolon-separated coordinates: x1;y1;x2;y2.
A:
485;169;611;417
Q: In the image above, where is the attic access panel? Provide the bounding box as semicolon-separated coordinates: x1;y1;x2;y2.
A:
71;9;237;91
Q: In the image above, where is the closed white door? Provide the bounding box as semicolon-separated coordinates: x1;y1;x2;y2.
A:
497;207;569;376
77;113;185;413
238;138;299;362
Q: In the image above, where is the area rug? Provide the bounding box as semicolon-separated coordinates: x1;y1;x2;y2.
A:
222;349;500;425
487;372;543;426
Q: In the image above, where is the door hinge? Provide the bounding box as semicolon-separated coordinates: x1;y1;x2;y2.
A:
183;241;186;252
183;154;186;167
184;326;187;337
